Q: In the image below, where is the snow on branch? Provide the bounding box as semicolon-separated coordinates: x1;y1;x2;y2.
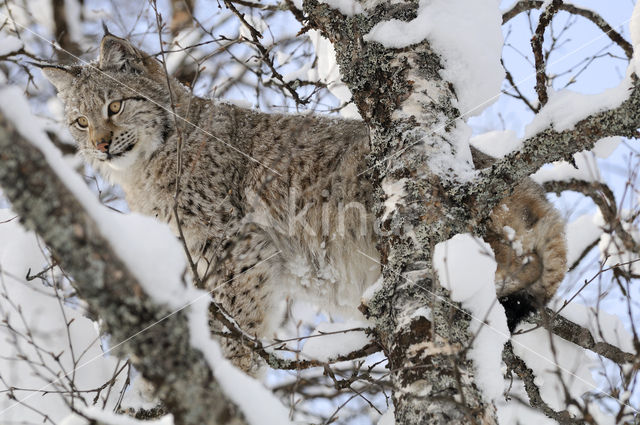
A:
0;90;293;425
464;75;640;218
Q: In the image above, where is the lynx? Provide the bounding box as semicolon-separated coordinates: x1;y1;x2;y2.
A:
42;34;567;371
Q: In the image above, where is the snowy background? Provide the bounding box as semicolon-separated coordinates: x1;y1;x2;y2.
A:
0;0;639;424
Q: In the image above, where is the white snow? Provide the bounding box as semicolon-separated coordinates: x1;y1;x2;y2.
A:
565;214;603;266
558;302;634;355
0;34;22;55
364;0;504;117
381;177;407;221
497;380;559;425
525;79;633;138
511;327;598;412
424;120;476;183
361;275;384;305
0;209;123;422
307;30;360;118
0;85;294;425
377;405;395;425
531;150;602;184
591;136;622;159
301;320;371;362
470;130;522;159
433;233;508;402
319;0;363;16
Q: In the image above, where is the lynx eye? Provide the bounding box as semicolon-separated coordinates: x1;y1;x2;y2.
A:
76;116;89;129
108;100;122;116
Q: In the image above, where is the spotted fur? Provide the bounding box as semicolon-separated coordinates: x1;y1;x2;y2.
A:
43;35;567;371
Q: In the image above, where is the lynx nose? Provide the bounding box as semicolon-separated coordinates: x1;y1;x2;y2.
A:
96;140;110;153
90;127;112;153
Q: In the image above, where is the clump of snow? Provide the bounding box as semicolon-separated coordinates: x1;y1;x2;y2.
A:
301;320;371;362
565;214;603;266
319;0;363;16
424;120;476;183
511;327;598;412
307;30;360;118
381;177;407;221
59;414;91;425
364;0;504;117
361;275;384;305
0;34;23;56
433;233;508;401
377;405;395;425
470;130;522;159
591;136;622;159
558;302;634;354
525;80;632;138
531;150;601;184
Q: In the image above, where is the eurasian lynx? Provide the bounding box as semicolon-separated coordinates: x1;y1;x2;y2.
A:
42;34;567;371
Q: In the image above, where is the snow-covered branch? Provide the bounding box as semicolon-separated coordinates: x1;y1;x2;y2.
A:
0;112;246;425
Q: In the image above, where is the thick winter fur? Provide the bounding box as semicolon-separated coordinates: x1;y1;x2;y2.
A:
43;35;567;370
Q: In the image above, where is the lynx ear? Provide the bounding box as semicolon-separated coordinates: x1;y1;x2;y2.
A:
99;35;145;73
39;65;80;92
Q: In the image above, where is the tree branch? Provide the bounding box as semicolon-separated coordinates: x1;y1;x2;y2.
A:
531;0;562;108
522;308;635;366
502;342;584;424
0;113;246;425
465;76;640;222
503;0;634;59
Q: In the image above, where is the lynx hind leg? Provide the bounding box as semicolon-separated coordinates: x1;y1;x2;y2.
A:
206;226;283;375
486;180;567;306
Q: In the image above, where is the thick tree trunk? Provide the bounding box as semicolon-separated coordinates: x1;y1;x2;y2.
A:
303;1;640;424
304;2;497;423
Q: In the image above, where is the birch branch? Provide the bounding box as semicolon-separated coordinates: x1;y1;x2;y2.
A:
0;113;246;425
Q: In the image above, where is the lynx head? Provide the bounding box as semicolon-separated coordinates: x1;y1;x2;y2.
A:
41;35;173;174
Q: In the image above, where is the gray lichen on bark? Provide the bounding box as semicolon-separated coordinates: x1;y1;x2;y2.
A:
0;114;246;425
303;0;640;423
304;1;497;423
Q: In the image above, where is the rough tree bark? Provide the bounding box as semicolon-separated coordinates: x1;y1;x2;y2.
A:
304;2;499;423
0;114;247;425
303;1;640;424
1;1;640;423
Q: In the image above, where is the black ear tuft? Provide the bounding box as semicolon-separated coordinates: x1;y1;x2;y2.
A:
99;34;144;73
102;21;112;37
